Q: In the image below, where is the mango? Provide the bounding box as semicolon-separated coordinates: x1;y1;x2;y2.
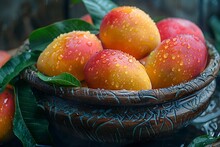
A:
84;49;152;90
145;35;207;89
37;31;103;81
99;6;161;59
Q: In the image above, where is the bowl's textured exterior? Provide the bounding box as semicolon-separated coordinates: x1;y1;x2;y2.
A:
21;42;220;143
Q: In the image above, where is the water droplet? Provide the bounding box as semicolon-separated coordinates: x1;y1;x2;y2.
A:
77;40;81;44
125;71;128;74
68;51;73;55
129;28;133;32
4;98;8;104
83;34;88;39
172;38;177;41
102;60;107;64
96;60;100;64
110;51;116;55
58;54;64;60
163;53;168;59
194;36;200;41
115;63;120;67
128;38;132;42
172;67;175;72
96;71;99;75
101;54;106;59
78;52;82;56
45;51;50;55
80;57;85;64
180;61;183;66
53;43;57;49
75;57;79;61
118;56;123;60
68;65;72;71
128;58;133;63
166;39;170;44
187;44;191;49
178;68;181;72
164;45;168;49
86;41;92;47
172;55;176;60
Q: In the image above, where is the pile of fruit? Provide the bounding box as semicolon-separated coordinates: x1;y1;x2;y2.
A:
37;6;207;90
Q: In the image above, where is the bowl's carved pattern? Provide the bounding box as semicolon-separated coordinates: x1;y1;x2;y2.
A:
34;81;215;142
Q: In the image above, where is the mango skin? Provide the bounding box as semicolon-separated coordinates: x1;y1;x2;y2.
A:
37;31;103;81
0;88;15;143
145;35;208;89
157;18;205;43
81;14;93;24
0;51;14;143
0;51;11;68
99;6;161;59
84;49;152;90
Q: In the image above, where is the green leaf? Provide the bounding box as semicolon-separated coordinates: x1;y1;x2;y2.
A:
82;0;118;27
13;81;52;146
188;135;220;147
71;0;82;4
29;19;98;52
0;50;40;92
209;16;220;52
37;72;81;87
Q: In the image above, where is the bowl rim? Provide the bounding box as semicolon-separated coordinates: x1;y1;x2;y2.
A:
21;42;220;106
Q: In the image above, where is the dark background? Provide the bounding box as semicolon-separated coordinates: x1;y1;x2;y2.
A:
0;0;220;51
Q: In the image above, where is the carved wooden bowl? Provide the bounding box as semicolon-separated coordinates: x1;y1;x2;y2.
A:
21;42;220;143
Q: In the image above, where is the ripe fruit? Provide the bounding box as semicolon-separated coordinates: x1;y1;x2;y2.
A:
145;35;208;89
99;6;161;59
0;51;14;143
81;14;93;24
0;88;15;143
0;51;11;68
37;31;103;81
84;49;152;90
157;17;205;43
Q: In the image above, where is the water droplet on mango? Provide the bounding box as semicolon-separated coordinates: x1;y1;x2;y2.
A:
86;41;92;47
163;53;168;58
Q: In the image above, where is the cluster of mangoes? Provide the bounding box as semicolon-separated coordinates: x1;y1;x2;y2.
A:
37;6;207;90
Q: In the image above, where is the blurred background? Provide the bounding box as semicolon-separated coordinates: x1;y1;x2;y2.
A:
0;0;220;51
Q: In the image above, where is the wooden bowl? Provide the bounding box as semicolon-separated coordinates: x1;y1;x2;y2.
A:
21;42;220;143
